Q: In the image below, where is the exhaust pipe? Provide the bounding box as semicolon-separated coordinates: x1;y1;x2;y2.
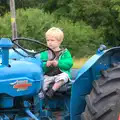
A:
0;38;13;66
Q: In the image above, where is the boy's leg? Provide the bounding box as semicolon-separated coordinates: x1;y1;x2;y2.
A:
46;73;69;98
39;75;55;99
46;80;65;98
53;72;69;91
43;75;55;91
52;80;65;91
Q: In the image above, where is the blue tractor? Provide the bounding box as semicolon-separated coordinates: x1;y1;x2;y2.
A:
0;37;120;120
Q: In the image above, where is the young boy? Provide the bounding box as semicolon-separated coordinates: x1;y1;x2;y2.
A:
39;27;73;98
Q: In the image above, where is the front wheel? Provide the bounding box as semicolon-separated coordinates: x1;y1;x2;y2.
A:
81;64;120;120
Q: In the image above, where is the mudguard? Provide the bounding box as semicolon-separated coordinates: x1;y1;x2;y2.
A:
70;47;120;120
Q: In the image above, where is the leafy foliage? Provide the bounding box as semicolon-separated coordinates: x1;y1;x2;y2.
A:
0;13;11;38
39;0;120;46
0;8;104;57
1;0;120;48
51;19;104;57
0;0;9;16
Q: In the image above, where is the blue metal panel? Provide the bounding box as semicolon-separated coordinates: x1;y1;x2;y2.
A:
0;38;13;47
0;60;43;97
0;96;13;108
0;115;10;120
70;47;120;120
0;38;13;66
14;115;30;120
9;49;28;60
0;38;44;119
0;39;44;111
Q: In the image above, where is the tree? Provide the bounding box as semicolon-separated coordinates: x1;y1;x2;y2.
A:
0;9;104;57
0;0;9;16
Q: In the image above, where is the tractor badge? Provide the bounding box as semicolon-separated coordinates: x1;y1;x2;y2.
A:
10;80;32;91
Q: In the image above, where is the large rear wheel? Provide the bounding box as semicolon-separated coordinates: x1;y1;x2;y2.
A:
81;64;120;120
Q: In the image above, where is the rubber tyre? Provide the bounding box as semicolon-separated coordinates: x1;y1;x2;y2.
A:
81;64;120;120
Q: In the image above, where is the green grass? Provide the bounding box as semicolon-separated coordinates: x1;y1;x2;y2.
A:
73;58;89;68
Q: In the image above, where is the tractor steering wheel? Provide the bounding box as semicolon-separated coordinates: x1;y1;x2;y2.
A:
12;37;56;60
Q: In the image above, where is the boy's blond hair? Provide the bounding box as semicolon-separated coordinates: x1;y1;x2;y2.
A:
45;27;64;42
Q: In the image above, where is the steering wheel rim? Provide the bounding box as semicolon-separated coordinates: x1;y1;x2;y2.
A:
12;37;56;60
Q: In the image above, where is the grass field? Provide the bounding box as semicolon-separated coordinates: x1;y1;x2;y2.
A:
73;58;89;68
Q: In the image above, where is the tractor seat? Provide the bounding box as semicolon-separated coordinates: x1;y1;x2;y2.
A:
54;68;79;94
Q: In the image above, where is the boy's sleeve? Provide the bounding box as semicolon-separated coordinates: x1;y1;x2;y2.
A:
58;50;73;70
40;52;48;72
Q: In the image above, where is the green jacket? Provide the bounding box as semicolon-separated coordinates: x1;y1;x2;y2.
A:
40;49;73;78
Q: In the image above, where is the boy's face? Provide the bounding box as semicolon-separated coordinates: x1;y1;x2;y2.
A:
46;36;61;51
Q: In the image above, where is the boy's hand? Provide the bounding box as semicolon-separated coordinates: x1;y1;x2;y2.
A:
46;60;58;67
52;60;58;67
46;61;53;67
